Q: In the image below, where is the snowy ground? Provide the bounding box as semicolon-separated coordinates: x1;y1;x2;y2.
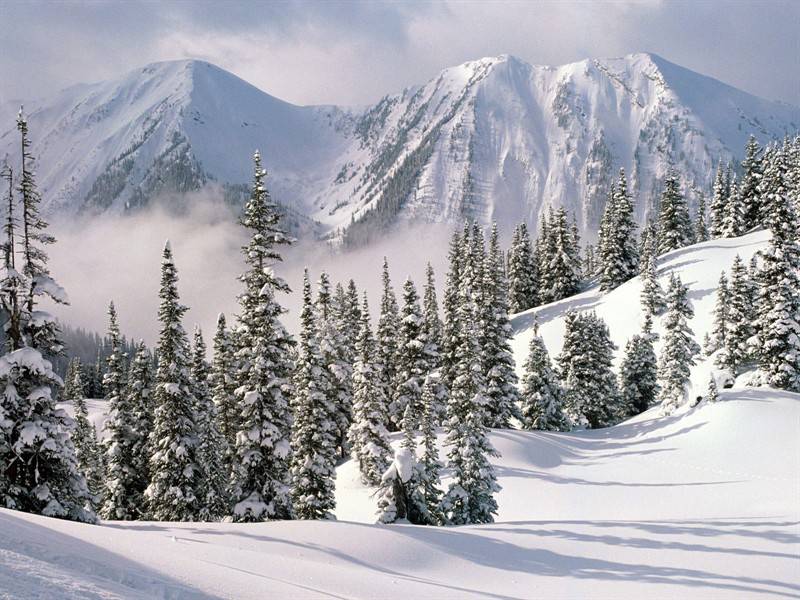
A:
3;230;798;598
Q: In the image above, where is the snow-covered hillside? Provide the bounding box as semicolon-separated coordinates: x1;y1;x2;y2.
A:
1;55;797;244
8;230;799;598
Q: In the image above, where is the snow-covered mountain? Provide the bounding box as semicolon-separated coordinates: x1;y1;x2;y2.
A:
1;54;797;244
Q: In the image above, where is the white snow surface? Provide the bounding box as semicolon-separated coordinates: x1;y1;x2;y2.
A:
4;231;799;598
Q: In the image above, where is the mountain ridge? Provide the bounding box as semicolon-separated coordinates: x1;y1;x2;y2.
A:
1;53;796;244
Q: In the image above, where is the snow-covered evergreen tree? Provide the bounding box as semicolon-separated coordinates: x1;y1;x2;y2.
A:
754;147;800;391
709;162;728;238
657;274;700;415
721;176;746;238
546;208;581;302
376;257;400;430
290;271;337;520
520;323;568;431
230;151;294;522
507;222;537;313
316;271;353;458
348;293;391;486
421;263;446;421
739;135;764;230
600;169;639;291
657;169;693;254
640;253;666;317
708;271;730;355
392;278;427;433
619;315;660;416
694;192;709;242
441;250;500;525
638;220;658;276
481;223;520;428
418;378;444;523
209;314;237;460
441;226;467;397
716;255;755;375
191;327;228;521
558;311;621;428
124;340;153;510
145;242;202;521
64;361;102;507
101;301;143;520
706;375;720;403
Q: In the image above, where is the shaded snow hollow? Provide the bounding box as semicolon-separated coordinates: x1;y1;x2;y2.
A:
5;230;798;598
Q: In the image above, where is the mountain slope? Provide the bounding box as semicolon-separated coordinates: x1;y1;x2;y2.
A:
1;55;797;244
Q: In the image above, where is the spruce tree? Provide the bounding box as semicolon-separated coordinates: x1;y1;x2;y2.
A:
520;323;568;431
640;253;666;316
376;258;400;430
619;315;660;416
145;242;202;521
739;135;764;230
709;271;729;355
482;224;520;428
755;151;800;391
316;272;352;458
291;271;337;519
657;274;700;415
600;169;639;291
348;293;391;486
230;151;294;521
0;111;95;522
210;314;237;457
101;301;142;520
507;222;537;313
694;193;708;242
721;176;746;238
65;361;103;507
392;278;427;431
709;162;728;238
706;374;720;403
657;169;693;254
441;249;500;525
421;263;446;421
558;311;621;428
548;208;580;301
441;226;466;396
191;327;228;521
418;378;444;523
716;255;755;375
124;340;154;509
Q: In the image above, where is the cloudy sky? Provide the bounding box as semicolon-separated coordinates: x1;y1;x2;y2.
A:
1;0;798;107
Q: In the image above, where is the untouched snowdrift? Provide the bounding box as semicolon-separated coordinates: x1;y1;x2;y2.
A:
5;231;798;598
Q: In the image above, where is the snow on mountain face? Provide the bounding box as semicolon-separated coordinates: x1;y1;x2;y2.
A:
1;54;797;244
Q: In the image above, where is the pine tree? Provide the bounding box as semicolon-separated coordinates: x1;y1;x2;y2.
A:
709;271;729;355
640;253;666;316
706;374;720;403
754;149;800;391
124;340;154;510
376;257;400;430
348;293;391;486
600;169;639;291
101;301;143;520
739;135;764;230
145;242;202;521
64;361;103;507
418;378;444;523
657;169;693;254
191;327;228;521
441;226;466;397
291;272;337;519
209;314;237;458
520;323;568;431
0;109;95;522
507;223;537;312
721;175;746;238
392;278;427;431
619;315;660;416
421;263;446;421
558;311;621;428
694;192;709;242
716;255;755;375
709;162;728;238
638;220;658;275
230;151;294;522
481;224;520;428
316;272;353;458
441;248;500;525
657;274;700;415
548;208;580;301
